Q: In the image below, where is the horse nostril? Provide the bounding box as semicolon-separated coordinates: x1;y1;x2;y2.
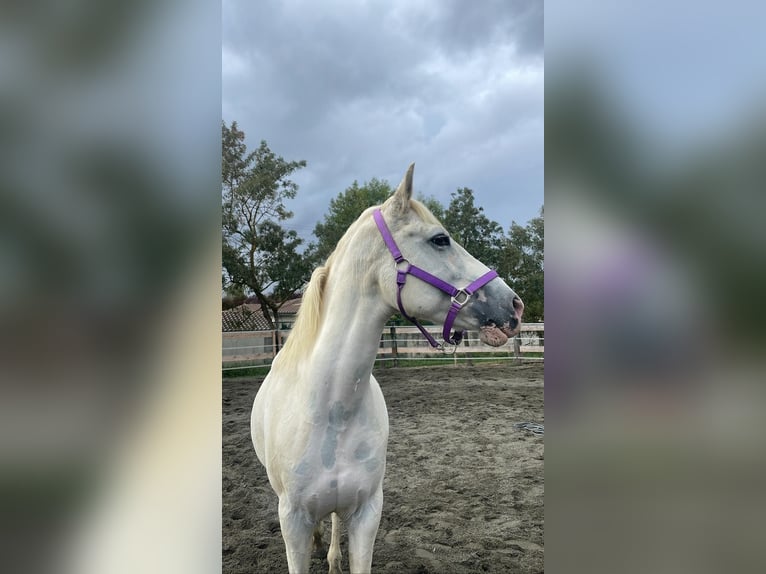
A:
513;296;524;318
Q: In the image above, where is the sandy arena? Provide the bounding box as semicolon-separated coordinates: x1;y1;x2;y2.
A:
223;362;544;573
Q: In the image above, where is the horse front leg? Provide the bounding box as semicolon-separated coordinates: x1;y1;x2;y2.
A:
327;512;343;574
346;487;383;574
278;497;314;574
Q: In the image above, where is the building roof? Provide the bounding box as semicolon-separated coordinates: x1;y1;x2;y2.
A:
222;306;272;332
279;298;302;314
222;296;302;332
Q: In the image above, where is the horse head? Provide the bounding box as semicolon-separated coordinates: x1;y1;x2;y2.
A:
376;163;524;347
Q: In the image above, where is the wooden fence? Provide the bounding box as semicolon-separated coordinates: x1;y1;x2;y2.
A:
223;323;543;371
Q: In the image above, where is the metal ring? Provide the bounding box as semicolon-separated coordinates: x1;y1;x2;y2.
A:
441;341;459;355
451;289;470;307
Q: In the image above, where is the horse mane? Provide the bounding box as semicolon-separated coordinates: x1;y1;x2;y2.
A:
272;262;329;374
408;198;442;227
272;198;440;374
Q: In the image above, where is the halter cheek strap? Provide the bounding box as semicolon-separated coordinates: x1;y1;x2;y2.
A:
373;209;498;349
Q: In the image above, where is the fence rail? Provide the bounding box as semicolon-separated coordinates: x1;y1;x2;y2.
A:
223;323;543;371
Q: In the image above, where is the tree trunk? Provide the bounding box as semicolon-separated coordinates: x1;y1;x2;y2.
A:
274;310;282;353
252;292;275;330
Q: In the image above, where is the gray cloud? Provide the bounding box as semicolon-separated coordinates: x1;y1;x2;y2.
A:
223;0;543;237
426;0;544;57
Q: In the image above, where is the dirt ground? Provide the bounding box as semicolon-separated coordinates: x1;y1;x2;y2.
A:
223;362;544;574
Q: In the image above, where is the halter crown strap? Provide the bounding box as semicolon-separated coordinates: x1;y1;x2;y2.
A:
373;209;498;348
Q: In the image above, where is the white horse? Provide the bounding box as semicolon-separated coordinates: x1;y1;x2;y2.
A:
251;164;524;574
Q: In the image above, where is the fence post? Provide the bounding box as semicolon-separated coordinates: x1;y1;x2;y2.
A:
389;325;398;368
513;334;522;364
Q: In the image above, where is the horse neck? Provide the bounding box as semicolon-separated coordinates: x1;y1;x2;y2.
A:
307;258;391;402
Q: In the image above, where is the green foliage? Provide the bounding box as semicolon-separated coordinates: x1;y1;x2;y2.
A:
312;178;393;264
222;282;246;310
440;188;543;320
416;194;446;222
222;365;272;378
443;187;504;268
221;120;311;327
498;207;544;321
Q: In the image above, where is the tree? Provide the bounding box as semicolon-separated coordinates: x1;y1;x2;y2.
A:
443;187;504;268
416;194;446;222
498;207;544;321
221;120;311;328
312;178;393;264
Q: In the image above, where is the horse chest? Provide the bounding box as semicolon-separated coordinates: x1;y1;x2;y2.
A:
292;416;386;517
297;464;380;518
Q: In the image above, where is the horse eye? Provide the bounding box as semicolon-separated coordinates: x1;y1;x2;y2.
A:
430;234;451;247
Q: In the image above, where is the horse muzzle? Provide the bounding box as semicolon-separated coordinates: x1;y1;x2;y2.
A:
471;291;524;347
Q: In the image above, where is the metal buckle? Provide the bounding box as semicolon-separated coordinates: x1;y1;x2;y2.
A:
451;289;470;307
440;341;459;355
395;259;411;273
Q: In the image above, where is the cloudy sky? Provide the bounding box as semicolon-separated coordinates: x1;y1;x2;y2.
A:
222;0;543;240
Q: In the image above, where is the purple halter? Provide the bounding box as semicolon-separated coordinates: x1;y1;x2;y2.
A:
373;208;498;349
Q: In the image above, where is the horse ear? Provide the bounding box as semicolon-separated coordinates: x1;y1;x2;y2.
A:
391;162;415;214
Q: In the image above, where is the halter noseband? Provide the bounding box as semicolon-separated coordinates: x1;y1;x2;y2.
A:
373;208;498;350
